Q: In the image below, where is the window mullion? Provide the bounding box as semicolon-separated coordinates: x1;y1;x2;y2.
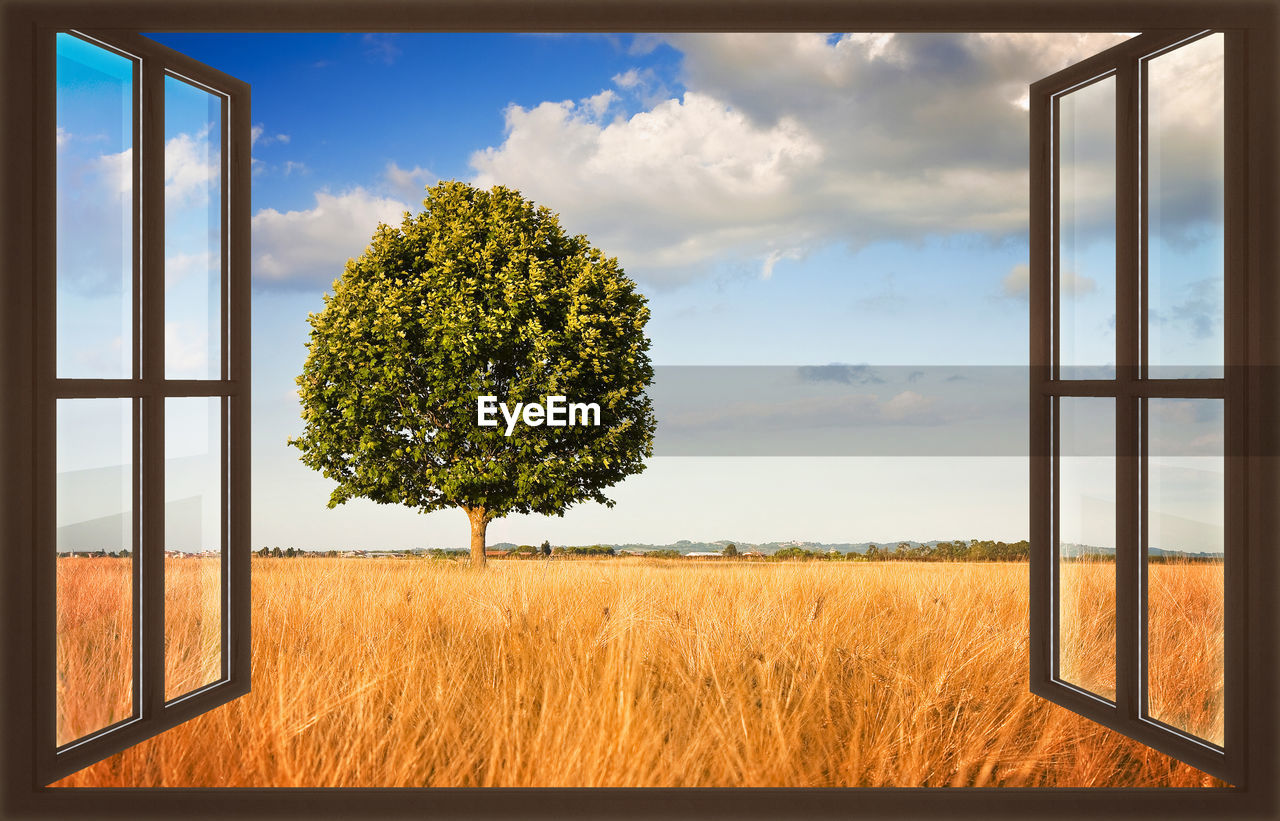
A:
1115;56;1142;724
139;51;166;721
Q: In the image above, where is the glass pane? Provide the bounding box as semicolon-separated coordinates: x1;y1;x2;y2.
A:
165;75;222;380
1058;76;1117;379
56;398;134;745
56;34;134;379
1146;399;1224;745
1057;397;1116;701
1147;34;1224;380
165;397;223;699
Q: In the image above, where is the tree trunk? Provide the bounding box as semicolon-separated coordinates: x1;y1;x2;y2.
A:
466;506;488;568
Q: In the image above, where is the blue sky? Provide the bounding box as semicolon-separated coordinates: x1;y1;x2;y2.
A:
56;32;1226;552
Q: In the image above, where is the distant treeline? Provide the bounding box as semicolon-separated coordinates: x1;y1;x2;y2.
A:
765;540;1031;562
249;541;1220;562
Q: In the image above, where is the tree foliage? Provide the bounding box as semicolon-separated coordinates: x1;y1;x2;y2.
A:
289;182;656;566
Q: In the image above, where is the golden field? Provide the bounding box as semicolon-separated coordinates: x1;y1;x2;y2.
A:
54;557;1225;788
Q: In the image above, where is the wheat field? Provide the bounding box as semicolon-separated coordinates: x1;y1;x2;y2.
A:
54;558;1225;788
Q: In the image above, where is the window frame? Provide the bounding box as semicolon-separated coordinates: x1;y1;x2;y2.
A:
1;1;1276;818
30;28;252;785
1028;30;1247;784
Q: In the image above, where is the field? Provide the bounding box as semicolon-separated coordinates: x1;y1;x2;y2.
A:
55;558;1225;788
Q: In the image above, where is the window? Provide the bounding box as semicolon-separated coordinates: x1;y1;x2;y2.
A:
1029;31;1243;783
1;2;1275;818
33;30;251;784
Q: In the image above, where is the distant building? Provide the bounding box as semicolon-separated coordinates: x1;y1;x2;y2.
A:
685;552;723;558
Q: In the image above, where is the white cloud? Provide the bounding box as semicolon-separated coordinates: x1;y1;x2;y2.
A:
97;147;132;195
761;248;804;280
469;33;1134;288
383;161;436;204
251;123;290;147
882;390;938;422
165;321;211;376
252;188;410;289
363;34;401;65
165;131;219;208
471;89;824;286
165;251;214;287
1002;262;1096;300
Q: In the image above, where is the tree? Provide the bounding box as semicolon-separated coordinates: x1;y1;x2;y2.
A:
722;543;738;557
290;182;656;568
540;540;552;558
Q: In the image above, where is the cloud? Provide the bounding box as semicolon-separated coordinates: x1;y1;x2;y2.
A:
1001;263;1030;298
363;34;402;65
166;321;211;376
383;162;436;205
96;147;132;196
796;364;885;385
611;67;672;108
1002;262;1095;299
471;88;824;286
469;33;1137;288
251;124;291;147
252;188;410;289
761;247;803;279
1152;276;1224;341
165;251;214;287
882;390;937;421
165;130;219;208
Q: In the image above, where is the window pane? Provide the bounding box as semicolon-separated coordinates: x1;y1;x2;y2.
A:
165;75;222;380
56;34;133;379
1057;397;1116;701
1147;35;1224;380
1146;399;1224;745
1058;77;1116;379
165;397;223;699
56;398;134;745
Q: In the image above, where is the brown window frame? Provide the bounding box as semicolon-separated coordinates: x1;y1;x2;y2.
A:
1;1;1276;818
1029;30;1247;784
30;29;252;785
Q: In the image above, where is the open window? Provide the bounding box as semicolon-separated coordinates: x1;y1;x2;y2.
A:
1;5;1275;818
1029;31;1244;783
34;30;251;784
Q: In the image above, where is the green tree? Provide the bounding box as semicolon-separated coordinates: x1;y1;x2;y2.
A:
722;543;738;557
540;539;552;557
290;182;656;568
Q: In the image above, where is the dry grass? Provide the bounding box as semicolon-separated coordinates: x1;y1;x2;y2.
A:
56;557;132;746
54;558;1225;788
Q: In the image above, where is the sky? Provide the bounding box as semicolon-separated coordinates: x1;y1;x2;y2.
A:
54;32;1227;552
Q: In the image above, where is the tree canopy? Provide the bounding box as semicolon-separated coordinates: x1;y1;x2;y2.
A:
290;181;656;566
